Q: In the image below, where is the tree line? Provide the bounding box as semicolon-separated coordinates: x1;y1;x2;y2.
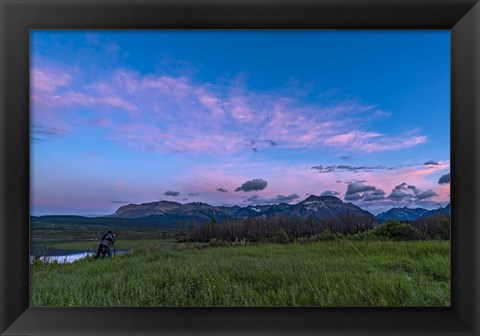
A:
187;213;375;242
182;213;450;243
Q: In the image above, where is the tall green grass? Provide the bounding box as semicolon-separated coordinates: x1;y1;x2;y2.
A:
30;240;450;307
51;238;176;251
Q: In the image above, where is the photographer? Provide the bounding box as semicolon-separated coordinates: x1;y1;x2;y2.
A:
95;230;117;258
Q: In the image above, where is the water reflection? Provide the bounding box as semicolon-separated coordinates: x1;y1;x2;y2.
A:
30;249;131;263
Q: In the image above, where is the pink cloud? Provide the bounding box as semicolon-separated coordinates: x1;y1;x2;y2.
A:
41;91;138;112
31;67;139;121
325;131;381;146
31;68;72;93
325;130;427;153
31;64;428;155
196;92;224;116
98;96;138;111
227;94;255;122
114;70;191;100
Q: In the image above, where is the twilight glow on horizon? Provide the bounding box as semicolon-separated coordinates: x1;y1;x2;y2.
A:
30;30;450;216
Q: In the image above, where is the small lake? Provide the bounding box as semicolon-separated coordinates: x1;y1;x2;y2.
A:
30;248;131;264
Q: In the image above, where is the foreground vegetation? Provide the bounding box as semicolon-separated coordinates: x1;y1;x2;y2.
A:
31;239;450;307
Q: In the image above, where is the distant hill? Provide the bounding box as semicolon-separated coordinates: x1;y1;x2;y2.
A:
376;207;430;223
30;214;188;229
376;203;450;223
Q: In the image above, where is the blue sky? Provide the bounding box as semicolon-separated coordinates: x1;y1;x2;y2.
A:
30;30;450;215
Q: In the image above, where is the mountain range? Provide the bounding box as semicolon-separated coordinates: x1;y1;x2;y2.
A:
31;195;450;229
111;195;449;224
376;203;450;223
111;195;375;221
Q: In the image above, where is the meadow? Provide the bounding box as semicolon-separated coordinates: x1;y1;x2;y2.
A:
30;238;450;307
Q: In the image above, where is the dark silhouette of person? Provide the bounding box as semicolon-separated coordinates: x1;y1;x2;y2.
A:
95;230;117;258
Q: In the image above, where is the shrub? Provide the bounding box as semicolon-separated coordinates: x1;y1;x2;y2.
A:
208;238;229;247
295;229;344;243
348;229;382;242
316;229;341;241
349;220;417;241
273;228;290;244
373;220;417;241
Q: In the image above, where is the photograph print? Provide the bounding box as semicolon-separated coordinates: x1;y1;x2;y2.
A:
30;30;450;307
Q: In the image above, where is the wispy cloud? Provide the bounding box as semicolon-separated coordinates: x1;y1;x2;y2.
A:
312;164;386;173
325;130;427;153
31;68;72;93
31;64;426;155
31;125;67;142
46;92;138;112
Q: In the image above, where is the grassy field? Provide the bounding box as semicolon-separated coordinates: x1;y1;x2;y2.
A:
49;238;177;252
29;222;173;257
30;239;450;307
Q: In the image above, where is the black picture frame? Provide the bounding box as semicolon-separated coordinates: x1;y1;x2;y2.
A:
1;0;479;335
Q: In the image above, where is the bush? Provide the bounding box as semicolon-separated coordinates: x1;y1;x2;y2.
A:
348;229;382;242
348;220;416;241
208;238;229;247
317;229;342;241
296;229;343;243
373;220;417;241
273;228;290;244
